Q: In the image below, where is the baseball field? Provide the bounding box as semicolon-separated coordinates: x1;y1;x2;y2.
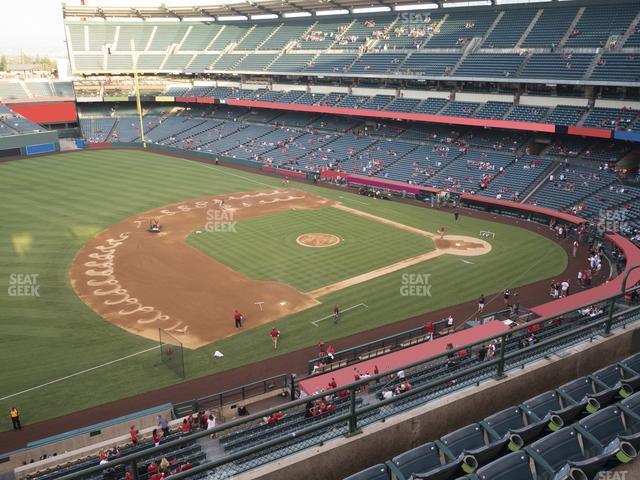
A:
1;149;568;430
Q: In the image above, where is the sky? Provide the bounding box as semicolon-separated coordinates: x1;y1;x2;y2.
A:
0;0;230;58
1;1;68;57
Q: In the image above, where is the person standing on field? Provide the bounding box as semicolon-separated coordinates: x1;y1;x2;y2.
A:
333;304;340;324
234;310;243;329
10;408;21;431
270;327;280;349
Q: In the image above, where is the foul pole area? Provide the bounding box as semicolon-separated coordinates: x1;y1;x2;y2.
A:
131;39;147;149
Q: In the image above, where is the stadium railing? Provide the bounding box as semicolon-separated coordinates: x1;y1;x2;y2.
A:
306;317;452;374
172;374;290;418
50;283;640;480
306;307;526;374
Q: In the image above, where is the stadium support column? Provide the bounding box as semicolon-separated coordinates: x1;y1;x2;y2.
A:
131;39;147;149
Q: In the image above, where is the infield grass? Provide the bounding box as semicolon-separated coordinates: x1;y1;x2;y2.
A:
187;207;435;291
0;149;567;432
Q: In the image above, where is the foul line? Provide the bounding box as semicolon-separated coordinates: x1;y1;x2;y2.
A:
311;303;368;327
177;157;278;190
0;345;160;402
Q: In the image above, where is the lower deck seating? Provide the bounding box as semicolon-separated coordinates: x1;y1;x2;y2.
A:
78;104;640;229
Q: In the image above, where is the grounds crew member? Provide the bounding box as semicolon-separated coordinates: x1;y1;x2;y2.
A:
10;407;21;430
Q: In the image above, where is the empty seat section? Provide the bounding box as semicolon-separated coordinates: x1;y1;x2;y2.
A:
591;54;640;83
115;25;154;51
521;6;578;48
413;98;448;114
402;53;460;76
545;105;587;126
348;53;405;74
263;21;313;50
426;11;498;48
180;24;223;50
456;54;524;78
270;53;315;72
236;23;279;50
148;24;189;51
305;53;357;73
520;53;593;80
565;4;636;48
483;9;538;48
234;53;278;71
473;101;511;119
209;24;249;50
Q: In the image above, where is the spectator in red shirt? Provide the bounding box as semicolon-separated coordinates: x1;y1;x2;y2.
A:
147;463;158;475
152;429;160;447
181;418;190;434
326;344;335;360
328;377;338;389
266;411;284;425
129;425;138;445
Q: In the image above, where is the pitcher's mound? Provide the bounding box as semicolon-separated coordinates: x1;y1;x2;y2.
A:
296;233;341;248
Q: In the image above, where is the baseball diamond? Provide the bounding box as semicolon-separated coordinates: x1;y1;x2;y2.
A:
2;1;640;478
2;149;567;426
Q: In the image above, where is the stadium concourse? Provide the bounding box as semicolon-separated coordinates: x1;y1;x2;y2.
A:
1;0;640;478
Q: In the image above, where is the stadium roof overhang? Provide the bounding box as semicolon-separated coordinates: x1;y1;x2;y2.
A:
62;0;503;20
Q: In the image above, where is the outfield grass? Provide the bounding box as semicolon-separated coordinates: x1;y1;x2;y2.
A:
0;150;567;432
187;207;434;291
